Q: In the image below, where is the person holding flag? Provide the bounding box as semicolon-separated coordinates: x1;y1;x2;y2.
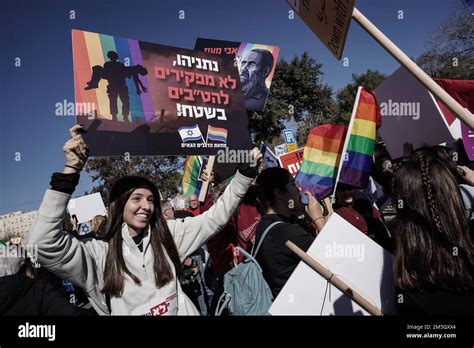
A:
253;167;327;298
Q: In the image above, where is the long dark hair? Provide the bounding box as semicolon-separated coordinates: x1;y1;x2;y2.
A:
392;148;474;292
255;167;292;214
101;186;182;296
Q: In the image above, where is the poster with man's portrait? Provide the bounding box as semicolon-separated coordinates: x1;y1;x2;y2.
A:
195;38;280;112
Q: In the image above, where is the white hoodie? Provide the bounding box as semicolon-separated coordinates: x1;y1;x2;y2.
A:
27;172;252;315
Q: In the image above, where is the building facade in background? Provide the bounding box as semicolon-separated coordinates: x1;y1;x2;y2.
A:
0;210;38;241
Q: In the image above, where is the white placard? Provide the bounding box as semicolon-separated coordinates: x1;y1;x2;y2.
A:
67;192;107;224
269;213;396;316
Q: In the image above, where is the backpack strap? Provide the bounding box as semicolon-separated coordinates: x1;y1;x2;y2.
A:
215;292;232;316
251;221;284;257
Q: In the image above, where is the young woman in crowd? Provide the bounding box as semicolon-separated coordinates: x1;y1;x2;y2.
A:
27;125;261;315
391;147;474;314
428;145;474;224
253;167;326;298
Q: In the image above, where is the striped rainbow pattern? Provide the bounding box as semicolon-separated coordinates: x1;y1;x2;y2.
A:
72;29;155;122
338;88;380;188
295;124;347;200
182;156;202;196
207;125;228;143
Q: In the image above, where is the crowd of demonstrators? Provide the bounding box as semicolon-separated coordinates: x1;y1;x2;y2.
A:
68;214;108;241
2;123;474;317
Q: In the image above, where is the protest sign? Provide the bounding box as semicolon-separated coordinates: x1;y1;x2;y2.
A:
287;0;355;60
274;143;289;157
461;123;474;161
279;148;304;178
67;192;106;224
72;30;252;156
376;66;454;159
195;38;280;111
269;213;396;315
433;78;474;160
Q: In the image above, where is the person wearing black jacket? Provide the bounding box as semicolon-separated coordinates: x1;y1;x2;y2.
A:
0;245;81;315
0;274;82;315
253;168;326;298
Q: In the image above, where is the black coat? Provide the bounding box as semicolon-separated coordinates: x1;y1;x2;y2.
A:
0;274;81;315
397;289;474;315
255;214;314;298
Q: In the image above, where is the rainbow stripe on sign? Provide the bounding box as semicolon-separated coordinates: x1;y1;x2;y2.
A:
296;124;347;200
72;29;155;122
207;125;228;143
338;87;380;188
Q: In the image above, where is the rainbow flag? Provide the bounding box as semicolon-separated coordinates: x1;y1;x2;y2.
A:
295;124;347;200
338;87;381;188
207;125;228;143
72;29;155;123
182;156;203;197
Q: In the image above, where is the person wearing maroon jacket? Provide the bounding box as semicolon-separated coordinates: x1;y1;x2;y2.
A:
185;192;214;216
206;186;261;278
333;186;393;252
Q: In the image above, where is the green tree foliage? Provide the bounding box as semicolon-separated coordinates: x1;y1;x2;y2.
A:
84;156;182;205
335;69;387;124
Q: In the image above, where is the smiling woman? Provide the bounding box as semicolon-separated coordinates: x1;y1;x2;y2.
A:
27;125;262;316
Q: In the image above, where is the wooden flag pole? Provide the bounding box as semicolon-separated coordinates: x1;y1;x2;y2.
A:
199;155;215;202
351;7;474;129
285;240;383;316
323;197;334;215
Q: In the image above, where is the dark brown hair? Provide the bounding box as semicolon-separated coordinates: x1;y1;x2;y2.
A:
101;186;182;296
255;167;292;214
392;148;474;292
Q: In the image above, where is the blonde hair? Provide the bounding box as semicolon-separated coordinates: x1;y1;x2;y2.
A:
91;215;107;233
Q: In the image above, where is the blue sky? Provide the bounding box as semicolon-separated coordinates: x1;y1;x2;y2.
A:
0;0;463;214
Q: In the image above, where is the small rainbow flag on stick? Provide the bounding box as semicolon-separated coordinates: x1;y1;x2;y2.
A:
337;87;381;189
206;125;228;143
182;156;203;196
296;124;347;200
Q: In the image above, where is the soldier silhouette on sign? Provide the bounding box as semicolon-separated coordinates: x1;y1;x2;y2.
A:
84;51;148;121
